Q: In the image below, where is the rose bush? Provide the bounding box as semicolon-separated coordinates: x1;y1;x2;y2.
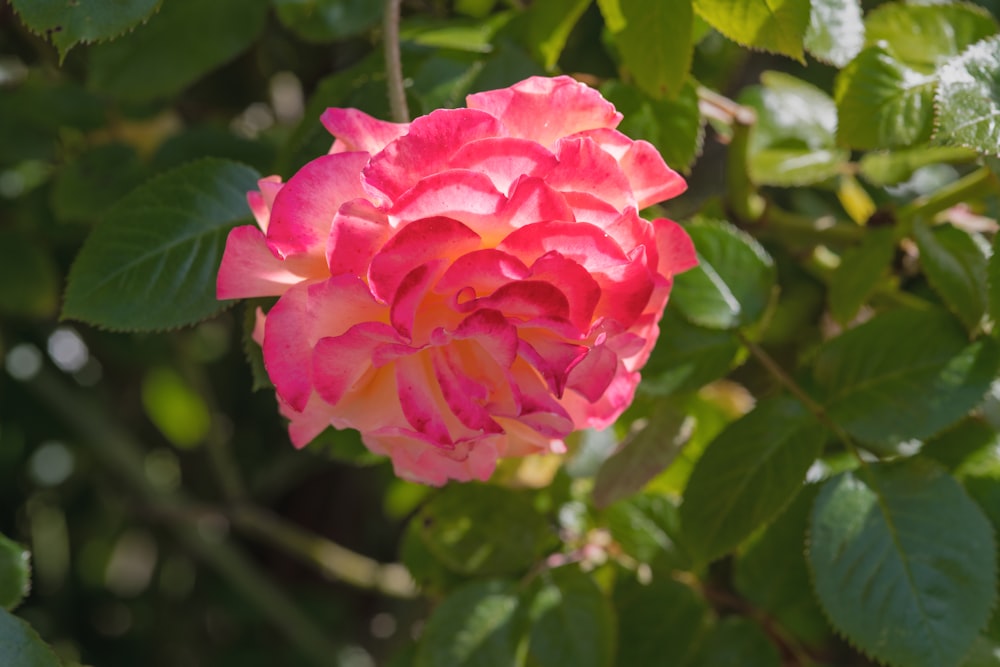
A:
217;75;696;484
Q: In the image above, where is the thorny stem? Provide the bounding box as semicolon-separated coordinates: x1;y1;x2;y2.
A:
383;0;409;123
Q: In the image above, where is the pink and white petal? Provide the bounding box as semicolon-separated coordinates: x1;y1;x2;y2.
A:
498;220;628;270
500;177;575;231
548;137;635;210
620;140;687;209
528;252;601;333
560;191;623;229
396;353;453;444
435;249;530;297
320;107;410;155
474;280;571;323
508;358;577;435
278;392;338;448
390;261;447;340
517;328;589;397
603;208;656;259
368;216;481;303
592;247;655;328
326;199;392;278
388;169;505;232
562;366;640;430
218;225;326;299
367;429;500;485
454;308;519;369
312;321;402;405
251;307;266;346
653;218;698;276
432;350;502;433
446;137;558;194
565;344;618;402
266;152;371;257
466;76;622;149
363;108;503;200
248;175;284;232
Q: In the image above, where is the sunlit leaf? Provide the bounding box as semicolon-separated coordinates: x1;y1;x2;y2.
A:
604;493;690;570
859;146;978;186
865;2;997;74
519;0;591;71
835;45;936;150
914;221;990;331
87;0;268;101
693;0;808;61
680;397;825;563
10;0;162;59
936;35;1000;156
809;460;996;667
63;159;261;331
603;0;692;99
0;534;30;611
804;0;864;67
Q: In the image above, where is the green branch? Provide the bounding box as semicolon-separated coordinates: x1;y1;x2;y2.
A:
383;0;409;124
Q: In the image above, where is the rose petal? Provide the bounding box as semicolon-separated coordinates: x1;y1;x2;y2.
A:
548;137;634;210
267;152;371;257
248;175;283;232
528;252;601;333
326;199;392;278
565;344;618;402
466;75;622;149
313;321;402;406
653;218;698;275
500;177;576;232
498;220;628;271
217;225;326;299
435;249;530;297
574;128;687;208
396;353;452;443
321;107;410;155
388;169;505;233
446;137;558;194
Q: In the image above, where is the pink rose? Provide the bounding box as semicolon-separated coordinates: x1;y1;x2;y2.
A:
217;76;697;485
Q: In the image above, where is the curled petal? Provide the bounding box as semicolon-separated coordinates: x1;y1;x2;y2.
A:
267;152;371;257
653;218;698;276
313;322;402;406
446;137;558;194
466;75;622;148
548;137;634;211
528;252;601;333
247;175;283;232
365;429;500;485
498;220;628;271
500;177;575;232
321;107;409;155
217;226;326;299
396;353;453;444
326;199;391;278
574;129;687;208
389;169;505;233
454;308;519;369
435;249;530;297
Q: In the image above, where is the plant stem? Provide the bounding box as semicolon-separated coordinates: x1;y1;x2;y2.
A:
383;0;409;124
229;504;418;599
897;166;1000;231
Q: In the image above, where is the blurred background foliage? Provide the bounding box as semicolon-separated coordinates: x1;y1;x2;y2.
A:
3;0;1000;666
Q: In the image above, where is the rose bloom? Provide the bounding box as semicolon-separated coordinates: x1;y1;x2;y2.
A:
218;76;696;485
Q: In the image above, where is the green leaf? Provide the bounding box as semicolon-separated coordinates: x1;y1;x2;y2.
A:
10;0;162;59
0;608;61;667
671;219;776;330
613;576;710;666
399;520;467;595
734;486;832;648
527;566;615;667
273;0;382;43
87;0;268;101
412;54;486;115
680;397;825;563
0;231;59;319
808;460;996;667
604;493;690;570
835;45;936;150
0;534;30;611
604;0;692;100
961;634;1000;667
914;221;990;331
51;143;146;225
921;418;998;473
936;35;1000;156
303;427;382;466
859;146;979;187
63;159;261;331
521;0;591;71
686;617;782;667
692;0;809;61
865;2;998;74
741;72;848;186
804;0;864;67
592;399;693;508
813;307;1000;448
415;579;526;667
991;232;1000;328
641;308;740;396
417;484;553;576
828;227;896;325
600;80;703;173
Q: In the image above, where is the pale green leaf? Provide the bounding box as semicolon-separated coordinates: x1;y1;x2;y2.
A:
865;2;998;74
813;307;999;449
417;484;552;576
273;0;382;43
609;0;692;99
804;0;864;67
0;608;61;667
671;219;776;329
921;418;997;473
859;146;979;186
521;0;591;70
604;493;690;570
63;159;261;331
415;580;526;667
0;534;30;611
835;45;937;150
10;0;161;59
680;397;825;563
828;227;896;325
592;399;693;508
991;232;1000;327
741;72;849;186
87;0;268;101
693;0;809;61
527;567;615;667
613;576;709;666
809;460;996;667
936;35;1000;156
600;80;703;173
914;221;990;331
